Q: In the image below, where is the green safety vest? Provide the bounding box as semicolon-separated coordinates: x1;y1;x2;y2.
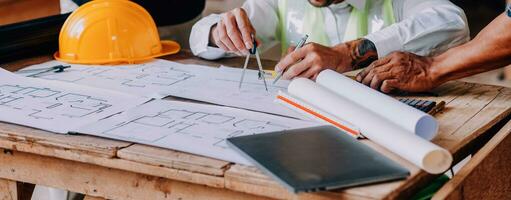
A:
276;0;396;53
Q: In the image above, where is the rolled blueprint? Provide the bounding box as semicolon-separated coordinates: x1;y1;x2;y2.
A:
287;78;452;174
317;70;438;140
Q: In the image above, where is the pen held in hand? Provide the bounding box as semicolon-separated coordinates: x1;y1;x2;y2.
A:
273;35;309;84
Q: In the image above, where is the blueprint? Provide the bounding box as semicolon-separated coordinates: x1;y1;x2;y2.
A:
172;66;303;119
18;60;215;99
76;100;319;164
0;68;149;134
20;60;303;119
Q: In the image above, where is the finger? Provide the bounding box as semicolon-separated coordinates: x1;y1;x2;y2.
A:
356;56;392;82
217;20;237;52
234;8;255;49
225;14;249;54
369;72;392;91
361;68;376;86
275;45;309;72
287;46;296;54
356;66;372;82
282;58;312;80
213;27;229;51
279;46;296;62
372;55;393;67
381;79;400;93
297;65;321;79
311;73;319;81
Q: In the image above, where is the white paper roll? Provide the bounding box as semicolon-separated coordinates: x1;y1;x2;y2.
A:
316;70;438;140
287;78;452;174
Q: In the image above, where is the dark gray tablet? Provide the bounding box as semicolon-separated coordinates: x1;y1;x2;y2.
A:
227;125;409;193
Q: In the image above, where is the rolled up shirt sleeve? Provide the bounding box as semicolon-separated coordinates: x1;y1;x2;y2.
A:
189;14;227;60
189;0;279;60
365;0;470;58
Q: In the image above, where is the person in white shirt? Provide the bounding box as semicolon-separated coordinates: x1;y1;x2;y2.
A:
190;0;469;80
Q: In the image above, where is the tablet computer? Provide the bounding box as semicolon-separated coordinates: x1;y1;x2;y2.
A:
227;125;410;193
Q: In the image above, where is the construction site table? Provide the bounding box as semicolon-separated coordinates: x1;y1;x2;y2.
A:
1;51;510;200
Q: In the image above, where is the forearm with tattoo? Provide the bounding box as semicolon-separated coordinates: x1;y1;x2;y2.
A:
346;39;378;70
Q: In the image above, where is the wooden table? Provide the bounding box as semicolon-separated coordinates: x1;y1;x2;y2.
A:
1;52;510;200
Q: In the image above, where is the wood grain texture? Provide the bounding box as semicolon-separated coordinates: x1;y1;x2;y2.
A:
83;195;106;200
0;149;268;200
1;53;511;199
0;135;225;188
0;122;131;158
433;120;511;200
0;0;59;26
117;144;231;176
0;178;17;200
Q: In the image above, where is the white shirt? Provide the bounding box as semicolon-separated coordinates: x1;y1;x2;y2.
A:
190;0;470;60
60;0;79;14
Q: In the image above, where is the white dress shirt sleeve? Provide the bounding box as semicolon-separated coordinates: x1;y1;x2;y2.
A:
365;0;470;57
189;0;279;60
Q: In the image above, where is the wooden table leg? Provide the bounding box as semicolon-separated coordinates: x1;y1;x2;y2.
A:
83;196;106;200
0;178;18;200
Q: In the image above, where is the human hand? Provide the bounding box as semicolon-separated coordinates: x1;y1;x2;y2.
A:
356;52;440;93
210;8;256;55
275;42;353;80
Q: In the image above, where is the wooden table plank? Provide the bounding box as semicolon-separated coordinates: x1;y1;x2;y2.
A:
434;85;501;138
447;87;511;154
1;53;510;199
0;131;225;188
0;122;130;158
0;178;17;200
117;144;231;176
0;149;266;200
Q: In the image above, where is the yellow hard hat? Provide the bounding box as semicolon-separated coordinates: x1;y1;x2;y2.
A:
54;0;180;64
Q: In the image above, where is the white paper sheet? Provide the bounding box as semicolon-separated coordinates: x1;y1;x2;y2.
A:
0;68;149;134
176;66;303;119
20;60;302;119
286;78;452;174
317;70;438;140
75;100;319;165
18;60;216;99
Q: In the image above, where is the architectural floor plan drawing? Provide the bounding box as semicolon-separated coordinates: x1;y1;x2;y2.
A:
0;68;149;134
76;100;319;165
20;60;303;119
0;85;112;119
20;60;214;98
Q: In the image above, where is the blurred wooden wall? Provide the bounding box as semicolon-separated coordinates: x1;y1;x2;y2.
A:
0;0;60;26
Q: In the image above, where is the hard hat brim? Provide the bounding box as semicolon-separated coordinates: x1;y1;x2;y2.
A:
54;40;181;65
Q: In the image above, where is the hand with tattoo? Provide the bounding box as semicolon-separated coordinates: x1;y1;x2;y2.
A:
274;39;378;80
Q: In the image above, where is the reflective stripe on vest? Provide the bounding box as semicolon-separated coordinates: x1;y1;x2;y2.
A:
277;0;396;53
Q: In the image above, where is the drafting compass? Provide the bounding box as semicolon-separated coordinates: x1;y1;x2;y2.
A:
238;36;268;92
17;65;71;77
